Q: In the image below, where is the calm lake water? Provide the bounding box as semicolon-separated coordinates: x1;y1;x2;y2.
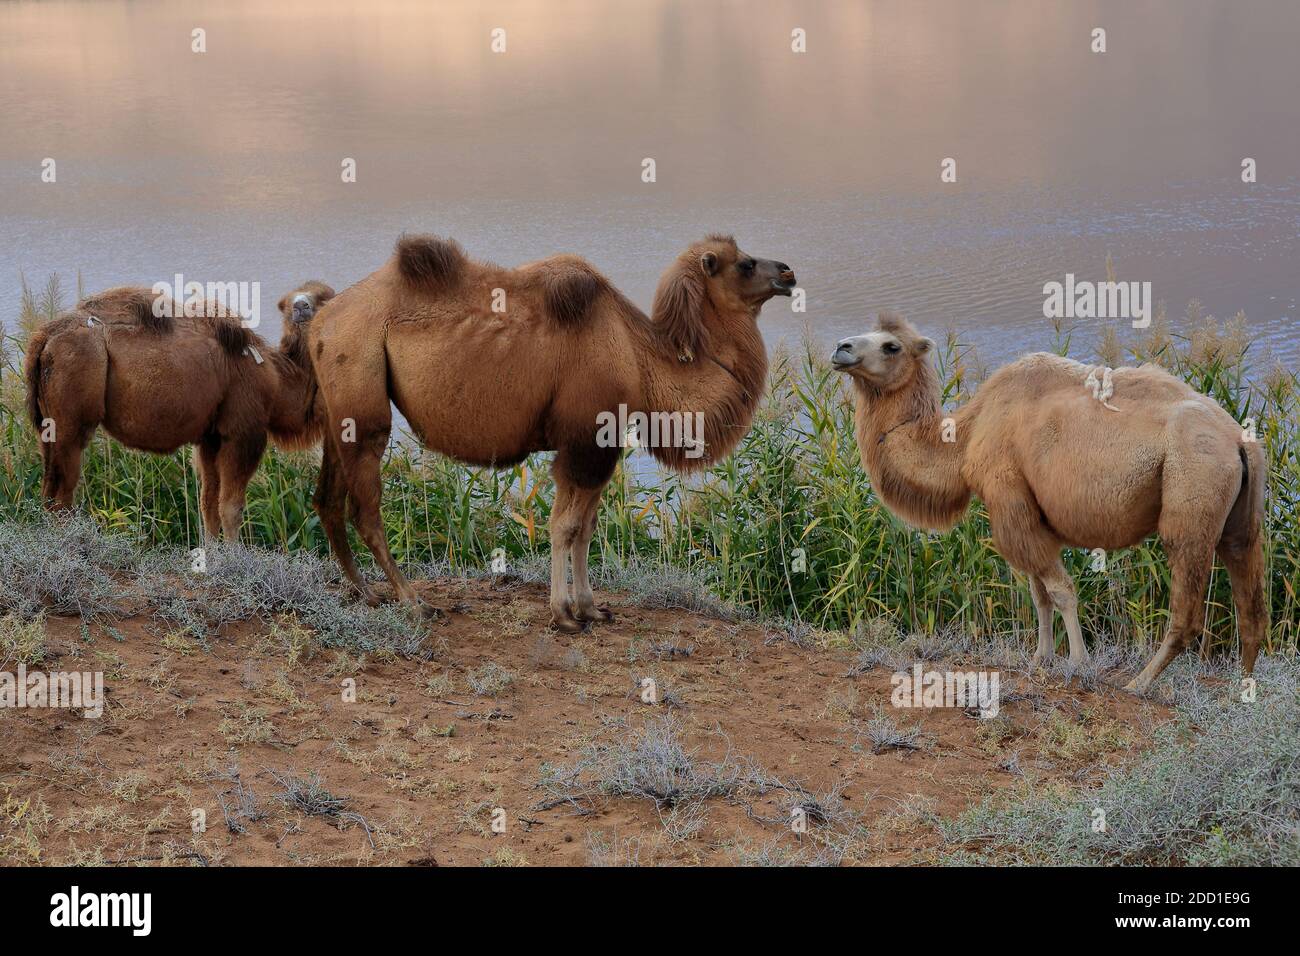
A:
2;0;1297;371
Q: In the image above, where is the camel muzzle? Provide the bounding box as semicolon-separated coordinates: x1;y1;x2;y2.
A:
832;342;859;370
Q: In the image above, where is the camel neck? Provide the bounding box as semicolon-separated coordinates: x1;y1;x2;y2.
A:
852;376;971;531
265;326;320;444
635;303;768;472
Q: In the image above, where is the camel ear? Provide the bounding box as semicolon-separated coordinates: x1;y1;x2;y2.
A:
915;337;935;355
277;295;288;315
700;251;719;277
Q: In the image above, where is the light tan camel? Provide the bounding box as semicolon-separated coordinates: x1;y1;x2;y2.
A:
832;313;1267;692
309;234;795;631
24;281;335;541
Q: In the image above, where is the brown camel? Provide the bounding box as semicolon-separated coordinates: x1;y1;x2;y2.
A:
309;233;795;631
832;313;1267;692
24;281;335;541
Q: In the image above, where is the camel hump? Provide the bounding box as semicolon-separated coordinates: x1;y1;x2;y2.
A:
78;286;172;333
542;258;607;326
394;234;466;291
212;317;254;356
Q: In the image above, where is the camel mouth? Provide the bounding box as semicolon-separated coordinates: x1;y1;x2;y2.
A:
771;276;796;296
831;347;859;371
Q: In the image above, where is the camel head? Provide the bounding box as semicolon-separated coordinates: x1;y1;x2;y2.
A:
831;312;936;393
651;234;795;360
277;280;335;332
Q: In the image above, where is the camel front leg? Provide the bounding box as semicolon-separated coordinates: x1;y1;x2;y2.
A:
313;436;378;605
548;480;583;632
570;487;612;624
1028;574;1056;668
341;438;431;615
195;439;222;548
1041;561;1089;666
215;435;265;543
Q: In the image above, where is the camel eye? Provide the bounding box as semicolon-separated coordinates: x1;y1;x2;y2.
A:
883;341;902;355
739;259;755;275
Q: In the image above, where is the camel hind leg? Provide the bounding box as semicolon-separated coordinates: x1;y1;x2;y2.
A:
1125;540;1215;694
42;433;93;510
313;435;377;605
1217;444;1268;677
1217;537;1267;677
33;327;107;510
1127;448;1244;693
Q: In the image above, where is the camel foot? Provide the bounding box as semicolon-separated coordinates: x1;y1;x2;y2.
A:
551;603;588;633
1122;678;1147;695
1068;653;1090;667
575;604;614;624
414;601;444;621
1029;653;1050;671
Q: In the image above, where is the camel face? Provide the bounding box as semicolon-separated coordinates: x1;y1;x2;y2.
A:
700;241;796;312
278;281;335;328
833;314;934;392
832;331;930;391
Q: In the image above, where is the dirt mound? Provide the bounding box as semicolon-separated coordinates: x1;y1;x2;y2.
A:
0;578;1168;866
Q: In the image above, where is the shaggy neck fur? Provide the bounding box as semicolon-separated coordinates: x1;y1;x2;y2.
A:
635;296;768;472
266;323;322;449
851;360;971;530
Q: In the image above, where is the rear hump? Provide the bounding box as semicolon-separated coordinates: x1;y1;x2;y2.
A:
79;287;171;333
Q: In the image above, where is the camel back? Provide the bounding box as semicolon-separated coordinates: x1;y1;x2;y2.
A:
76;286;255;357
393;235;610;328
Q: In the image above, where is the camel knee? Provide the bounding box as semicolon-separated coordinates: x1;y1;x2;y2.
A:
1046;585;1076;613
219;501;245;537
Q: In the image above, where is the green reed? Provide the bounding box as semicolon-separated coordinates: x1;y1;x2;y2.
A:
2;275;1296;656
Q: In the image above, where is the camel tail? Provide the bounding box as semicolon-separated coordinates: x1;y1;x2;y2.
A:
1221;442;1266;552
1219;440;1269;675
394;234;466;292
22;323;53;435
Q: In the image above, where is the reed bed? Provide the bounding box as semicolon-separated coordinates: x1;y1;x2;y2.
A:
2;277;1295;657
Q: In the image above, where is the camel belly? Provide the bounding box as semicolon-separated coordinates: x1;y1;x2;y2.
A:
102;354;226;452
1014;406;1166;550
387;347;555;466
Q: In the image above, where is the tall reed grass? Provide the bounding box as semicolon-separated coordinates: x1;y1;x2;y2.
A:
3;277;1296;656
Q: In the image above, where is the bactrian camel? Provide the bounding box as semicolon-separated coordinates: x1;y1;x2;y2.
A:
832;313;1267;692
309;233;795;631
25;281;335;541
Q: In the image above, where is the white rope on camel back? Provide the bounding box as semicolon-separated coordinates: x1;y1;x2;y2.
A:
1084;365;1120;412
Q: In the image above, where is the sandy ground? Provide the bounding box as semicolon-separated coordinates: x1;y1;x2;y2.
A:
0;577;1169;866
